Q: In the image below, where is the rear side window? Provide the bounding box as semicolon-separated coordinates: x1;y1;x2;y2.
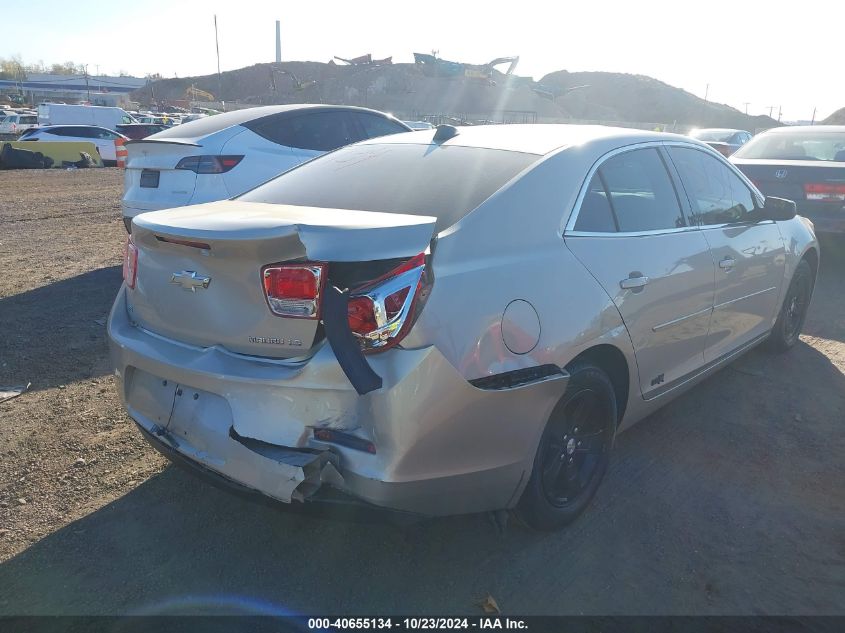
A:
250;111;359;151
574;174;617;232
238;143;538;232
20;116;37;124
595;148;686;232
667;147;757;225
351;113;408;140
91;127;118;139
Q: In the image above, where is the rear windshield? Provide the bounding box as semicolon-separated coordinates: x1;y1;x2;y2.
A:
237;143;539;231
733;131;845;161
691;130;735;142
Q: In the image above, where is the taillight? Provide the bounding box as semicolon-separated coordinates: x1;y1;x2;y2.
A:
123;237;138;289
346;252;431;354
262;263;326;319
175;155;243;174
804;183;845;202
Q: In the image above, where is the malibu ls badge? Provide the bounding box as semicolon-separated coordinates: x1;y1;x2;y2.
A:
248;336;303;346
170;270;211;292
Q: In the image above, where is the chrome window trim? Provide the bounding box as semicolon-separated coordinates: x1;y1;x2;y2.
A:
566;226;700;238
562;140;766;236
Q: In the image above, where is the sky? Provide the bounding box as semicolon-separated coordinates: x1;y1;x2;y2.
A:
3;0;841;121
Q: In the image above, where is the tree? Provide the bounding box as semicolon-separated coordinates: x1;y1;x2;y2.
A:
50;61;84;75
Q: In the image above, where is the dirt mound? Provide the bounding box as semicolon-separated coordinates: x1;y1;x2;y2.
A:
822;107;845;124
539;70;777;130
134;61;778;129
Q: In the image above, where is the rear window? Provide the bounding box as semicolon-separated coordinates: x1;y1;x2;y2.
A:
20;116;37;124
237;143;539;231
690;130;735;142
734;131;845;162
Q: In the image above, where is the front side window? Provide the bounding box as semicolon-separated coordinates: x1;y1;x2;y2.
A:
668;146;757;225
594;148;686;232
92;128;118;139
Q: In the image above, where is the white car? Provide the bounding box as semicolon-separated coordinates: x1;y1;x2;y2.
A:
121;104;411;231
0;113;39;135
18;125;128;164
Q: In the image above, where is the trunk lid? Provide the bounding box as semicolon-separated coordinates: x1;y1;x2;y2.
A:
733;158;845;202
127;200;436;358
124;140;204;212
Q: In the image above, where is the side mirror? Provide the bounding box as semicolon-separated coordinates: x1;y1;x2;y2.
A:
761;196;797;221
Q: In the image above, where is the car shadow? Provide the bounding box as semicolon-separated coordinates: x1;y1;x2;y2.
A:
0;266;121;391
803;235;845;344
1;341;843;616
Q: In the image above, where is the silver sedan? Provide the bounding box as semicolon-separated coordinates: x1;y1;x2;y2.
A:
109;124;818;530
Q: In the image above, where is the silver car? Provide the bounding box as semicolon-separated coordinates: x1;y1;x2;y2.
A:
109;124;818;530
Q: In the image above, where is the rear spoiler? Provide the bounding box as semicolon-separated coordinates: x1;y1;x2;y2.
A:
124;139;201;147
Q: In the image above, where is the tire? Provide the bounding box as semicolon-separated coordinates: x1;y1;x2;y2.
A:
515;361;617;531
767;259;813;353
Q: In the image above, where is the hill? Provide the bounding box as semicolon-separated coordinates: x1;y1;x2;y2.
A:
134;61;777;131
822;108;845;124
539;70;777;131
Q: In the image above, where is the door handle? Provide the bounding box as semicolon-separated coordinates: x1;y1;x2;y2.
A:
719;257;736;270
620;275;650;290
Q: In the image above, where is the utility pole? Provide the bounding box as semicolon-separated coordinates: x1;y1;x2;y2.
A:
743;102;750;115
811;107;817;125
778;106;782;122
767;106;775;118
214;14;223;109
83;64;91;102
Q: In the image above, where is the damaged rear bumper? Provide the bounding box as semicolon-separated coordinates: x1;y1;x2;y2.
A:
108;287;570;516
135;421;420;523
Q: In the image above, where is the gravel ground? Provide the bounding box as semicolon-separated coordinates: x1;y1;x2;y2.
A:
0;168;843;616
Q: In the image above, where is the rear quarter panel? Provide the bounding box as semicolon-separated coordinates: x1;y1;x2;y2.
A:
404;150;636;384
220;128;302;196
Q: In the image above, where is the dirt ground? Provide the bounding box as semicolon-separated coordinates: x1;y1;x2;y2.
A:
0;169;843;615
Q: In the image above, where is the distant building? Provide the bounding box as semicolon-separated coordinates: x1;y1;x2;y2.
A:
0;73;146;106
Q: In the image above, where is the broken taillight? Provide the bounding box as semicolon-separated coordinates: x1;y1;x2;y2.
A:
262;263;326;319
123;236;138;289
346;252;431;354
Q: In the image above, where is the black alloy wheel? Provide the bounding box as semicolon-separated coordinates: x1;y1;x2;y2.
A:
516;361;617;530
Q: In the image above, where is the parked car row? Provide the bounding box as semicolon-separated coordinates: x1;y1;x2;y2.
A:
110;123;818;529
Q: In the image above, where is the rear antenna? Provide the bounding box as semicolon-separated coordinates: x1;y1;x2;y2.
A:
433;124;459;143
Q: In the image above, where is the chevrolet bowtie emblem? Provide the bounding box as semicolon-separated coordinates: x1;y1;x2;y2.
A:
170;270;211;291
